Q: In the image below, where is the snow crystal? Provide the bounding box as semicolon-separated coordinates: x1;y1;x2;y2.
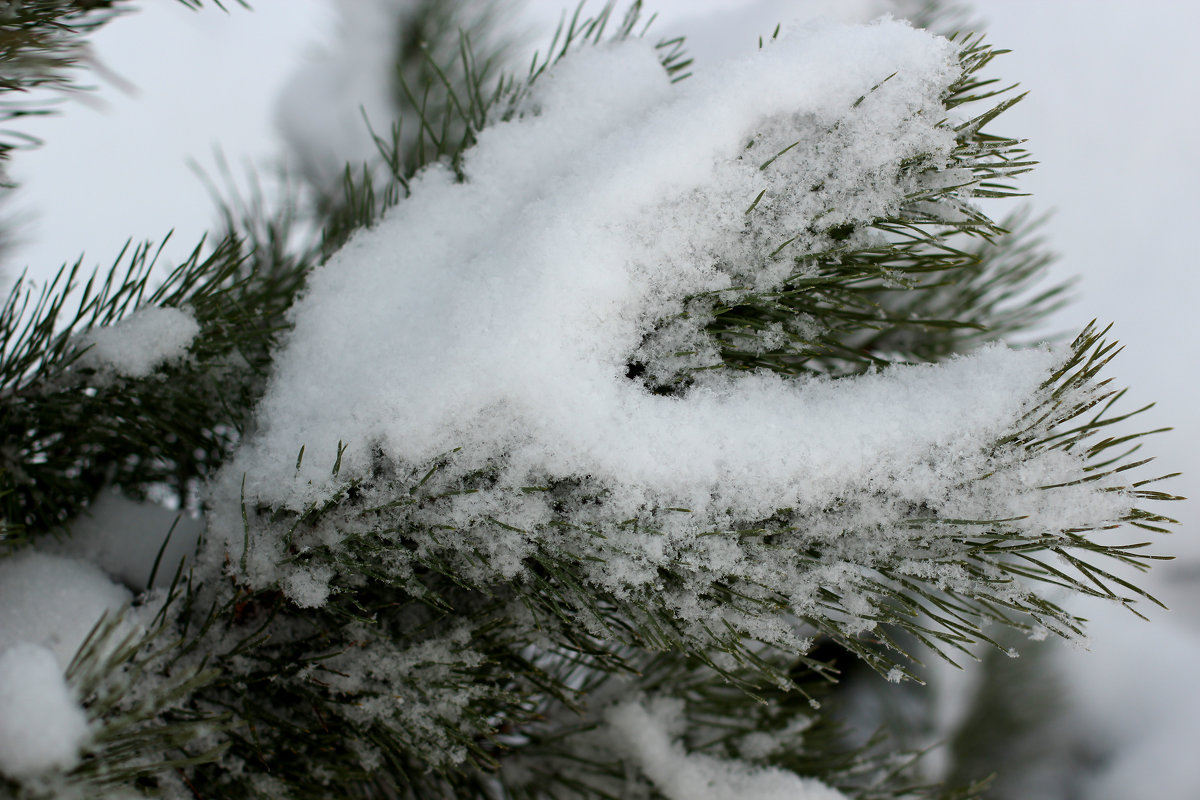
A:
0;551;131;667
607;697;848;800
738;716;816;760
0;643;90;780
280;563;334;608
319;626;489;767
77;304;200;379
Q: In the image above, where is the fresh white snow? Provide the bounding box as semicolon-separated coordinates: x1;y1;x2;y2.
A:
607;697;848;800
53;490;204;591
76;304;200;379
0;5;1178;794
0;644;90;780
0;553;127;783
0;551;131;667
238;21;1004;510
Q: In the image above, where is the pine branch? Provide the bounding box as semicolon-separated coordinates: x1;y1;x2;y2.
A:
632;34;1048;392
0;5;1179;800
138;19;1176;800
177;321;1174;799
0;1;137;182
0;221;308;543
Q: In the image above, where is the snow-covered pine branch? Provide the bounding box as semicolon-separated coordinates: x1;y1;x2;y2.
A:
0;4;1177;799
217;18;1163;667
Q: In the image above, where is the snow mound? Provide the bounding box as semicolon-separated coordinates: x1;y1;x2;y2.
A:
239;20;1021;511
210;19;1127;648
0;551;131;667
0;643;90;780
58;491;203;591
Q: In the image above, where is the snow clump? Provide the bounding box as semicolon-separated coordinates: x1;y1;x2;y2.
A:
76;304;199;379
235;19;1016;509
0;644;91;781
607;697;848;800
0;550;131;665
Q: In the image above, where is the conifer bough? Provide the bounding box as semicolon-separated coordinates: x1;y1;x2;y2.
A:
0;4;1179;800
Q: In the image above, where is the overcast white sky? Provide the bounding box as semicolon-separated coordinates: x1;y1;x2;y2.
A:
8;0;1197;589
968;0;1200;602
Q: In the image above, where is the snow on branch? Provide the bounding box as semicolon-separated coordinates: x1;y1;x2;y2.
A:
606;696;849;800
75;305;199;379
237;21;975;502
196;18;1155;675
0;5;1179;799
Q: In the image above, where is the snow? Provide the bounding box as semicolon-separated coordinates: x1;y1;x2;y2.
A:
238;20;998;511
279;563;334;608
0;2;1182;795
607;697;848;800
76;304;200;379
53;490;204;591
0;550;126;786
317;625;489;768
0;551;132;667
0;1;1180;796
738;717;816;760
0;643;90;780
